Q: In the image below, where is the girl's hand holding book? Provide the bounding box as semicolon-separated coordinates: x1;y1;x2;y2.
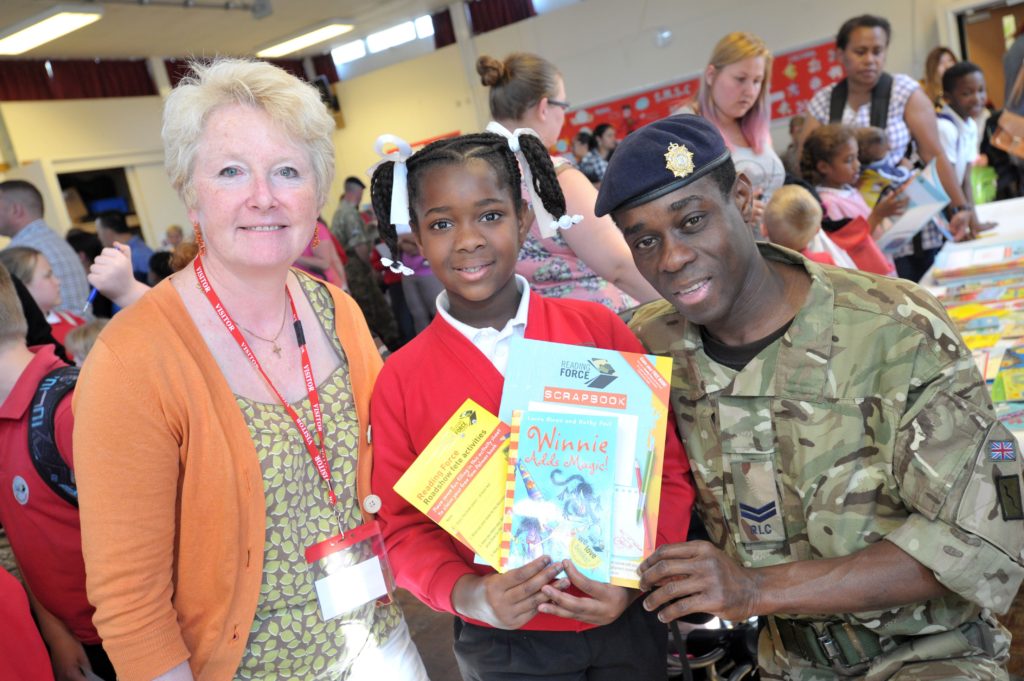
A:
538;560;635;626
451;556;563;630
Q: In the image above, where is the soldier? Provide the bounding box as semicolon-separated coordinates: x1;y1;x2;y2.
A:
594;114;1023;679
330;176;401;350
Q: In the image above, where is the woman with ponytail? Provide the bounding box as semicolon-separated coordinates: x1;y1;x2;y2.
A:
475;53;660;313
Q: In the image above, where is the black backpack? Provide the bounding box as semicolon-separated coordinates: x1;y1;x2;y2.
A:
27;365;79;507
828;72;894;128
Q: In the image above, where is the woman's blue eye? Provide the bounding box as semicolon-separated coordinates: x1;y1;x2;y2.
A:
220;167;240;177
279;167;298;178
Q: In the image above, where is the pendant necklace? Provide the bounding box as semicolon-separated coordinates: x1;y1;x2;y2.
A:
237;299;290;358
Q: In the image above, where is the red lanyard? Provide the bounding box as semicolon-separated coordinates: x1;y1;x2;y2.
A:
194;256;337;506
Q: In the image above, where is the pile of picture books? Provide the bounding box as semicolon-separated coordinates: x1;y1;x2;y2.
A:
394;338;673;587
933;273;1024;439
930;240;1024;284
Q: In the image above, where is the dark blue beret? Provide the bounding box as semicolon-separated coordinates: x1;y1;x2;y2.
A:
594;114;731;217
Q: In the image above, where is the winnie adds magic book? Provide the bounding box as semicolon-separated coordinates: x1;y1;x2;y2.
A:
504;409;618;582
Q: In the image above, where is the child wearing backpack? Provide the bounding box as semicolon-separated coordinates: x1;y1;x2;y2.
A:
0;264;115;681
936;62;986;197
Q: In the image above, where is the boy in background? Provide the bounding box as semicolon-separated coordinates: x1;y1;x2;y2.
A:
764;185;855;268
938;62;987;202
0;264;115;681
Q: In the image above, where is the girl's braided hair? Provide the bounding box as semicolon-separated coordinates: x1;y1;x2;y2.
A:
800;123;855;187
370;131;566;265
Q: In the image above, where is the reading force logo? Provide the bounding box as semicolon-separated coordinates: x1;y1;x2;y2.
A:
452;409;478;436
558;358;618;390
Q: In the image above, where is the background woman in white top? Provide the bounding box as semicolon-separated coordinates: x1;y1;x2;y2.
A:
686;32;785;234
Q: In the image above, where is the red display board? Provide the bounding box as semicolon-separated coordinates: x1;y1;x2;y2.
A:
554;39;842;154
555;77;699;154
768;40;843;119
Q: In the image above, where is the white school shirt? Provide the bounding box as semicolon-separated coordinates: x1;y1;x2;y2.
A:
435;274;531;376
936;104;978;186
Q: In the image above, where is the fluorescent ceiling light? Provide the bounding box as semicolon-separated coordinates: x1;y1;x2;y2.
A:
414;15;434;39
366;21;416;54
257;22;354;58
332;39;366;65
0;5;103;56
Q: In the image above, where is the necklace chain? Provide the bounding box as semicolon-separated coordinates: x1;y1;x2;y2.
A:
236;299;290;357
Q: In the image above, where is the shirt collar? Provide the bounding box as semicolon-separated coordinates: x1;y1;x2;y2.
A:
436;274;531;339
940;104;969;130
15;219;48;237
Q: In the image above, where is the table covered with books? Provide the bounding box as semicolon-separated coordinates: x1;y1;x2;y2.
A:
921;195;1024;675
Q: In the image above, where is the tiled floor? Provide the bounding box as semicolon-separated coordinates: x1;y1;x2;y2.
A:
397;589;462;681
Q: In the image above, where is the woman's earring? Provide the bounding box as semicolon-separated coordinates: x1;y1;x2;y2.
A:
193;223;206;256
310;226;321;249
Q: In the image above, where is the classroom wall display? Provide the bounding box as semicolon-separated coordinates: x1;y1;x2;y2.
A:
554;38;842;155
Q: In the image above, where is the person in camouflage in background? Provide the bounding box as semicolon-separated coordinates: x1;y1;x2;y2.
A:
594;114;1023;679
330;176;401;350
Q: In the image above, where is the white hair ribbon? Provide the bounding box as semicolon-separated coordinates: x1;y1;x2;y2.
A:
370;134;414;236
380;257;415;277
485;121;581;239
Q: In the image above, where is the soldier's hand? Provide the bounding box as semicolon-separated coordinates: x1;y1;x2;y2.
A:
637;540;760;623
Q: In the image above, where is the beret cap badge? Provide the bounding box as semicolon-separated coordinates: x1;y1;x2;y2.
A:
664;142;695;178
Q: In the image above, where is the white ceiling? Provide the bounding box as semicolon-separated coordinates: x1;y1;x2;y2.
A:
0;0;450;60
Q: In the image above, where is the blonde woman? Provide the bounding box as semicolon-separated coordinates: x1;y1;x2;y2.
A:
680;32;784;231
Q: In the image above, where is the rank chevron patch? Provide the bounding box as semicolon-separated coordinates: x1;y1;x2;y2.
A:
739;501;778;523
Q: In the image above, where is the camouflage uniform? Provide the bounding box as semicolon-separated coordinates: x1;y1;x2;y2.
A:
630;244;1023;680
330;200;400;349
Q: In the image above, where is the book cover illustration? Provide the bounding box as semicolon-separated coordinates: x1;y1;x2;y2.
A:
499;337;673;587
504;409;617;583
392;399;510;568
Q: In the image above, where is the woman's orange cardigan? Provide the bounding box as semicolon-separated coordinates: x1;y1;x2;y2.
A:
73;276;382;681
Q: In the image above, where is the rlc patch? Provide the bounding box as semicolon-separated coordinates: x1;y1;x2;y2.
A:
12;476;28;506
996;475;1024;521
990;440;1017;461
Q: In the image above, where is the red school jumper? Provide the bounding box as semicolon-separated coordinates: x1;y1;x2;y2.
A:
0;344;99;644
371;291;695;631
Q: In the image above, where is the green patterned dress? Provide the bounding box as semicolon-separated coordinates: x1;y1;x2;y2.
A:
233;275;403;681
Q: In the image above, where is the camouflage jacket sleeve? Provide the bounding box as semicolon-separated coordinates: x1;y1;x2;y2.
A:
885;341;1024;614
330;204;369;251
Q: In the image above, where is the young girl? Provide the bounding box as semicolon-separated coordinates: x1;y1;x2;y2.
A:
0;247;85;347
368;131;694;679
801;124;906;276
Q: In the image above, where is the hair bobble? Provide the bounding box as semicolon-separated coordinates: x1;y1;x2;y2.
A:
370;134;414;235
555;214;584;229
380;257;414;277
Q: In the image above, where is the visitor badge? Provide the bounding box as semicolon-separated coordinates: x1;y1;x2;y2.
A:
305;520;396;621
